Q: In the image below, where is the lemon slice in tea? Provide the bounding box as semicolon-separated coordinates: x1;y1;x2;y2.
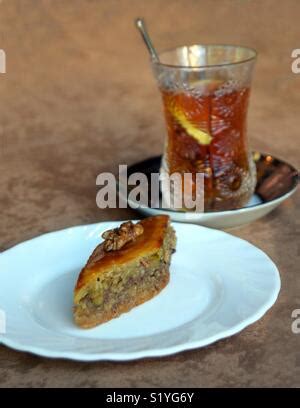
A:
168;103;212;145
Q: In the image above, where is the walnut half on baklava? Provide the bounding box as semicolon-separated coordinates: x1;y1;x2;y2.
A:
74;215;176;328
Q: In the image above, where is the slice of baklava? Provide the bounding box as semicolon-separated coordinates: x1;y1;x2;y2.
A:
74;215;176;328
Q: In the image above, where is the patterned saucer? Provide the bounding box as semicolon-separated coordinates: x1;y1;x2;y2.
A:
123;152;298;229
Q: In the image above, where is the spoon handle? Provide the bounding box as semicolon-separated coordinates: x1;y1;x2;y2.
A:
135;18;159;62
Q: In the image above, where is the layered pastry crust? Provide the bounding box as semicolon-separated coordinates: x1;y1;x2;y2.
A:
74;215;176;328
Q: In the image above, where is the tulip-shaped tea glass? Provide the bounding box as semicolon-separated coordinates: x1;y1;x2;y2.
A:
152;44;257;211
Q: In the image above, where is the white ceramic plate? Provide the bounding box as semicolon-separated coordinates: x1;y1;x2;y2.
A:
0;221;280;361
124;153;298;229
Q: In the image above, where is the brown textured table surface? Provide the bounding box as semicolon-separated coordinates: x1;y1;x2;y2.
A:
0;0;299;387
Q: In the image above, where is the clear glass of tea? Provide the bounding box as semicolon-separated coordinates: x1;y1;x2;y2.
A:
152;44;257;211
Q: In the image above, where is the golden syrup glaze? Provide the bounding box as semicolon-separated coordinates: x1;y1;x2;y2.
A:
74;216;170;301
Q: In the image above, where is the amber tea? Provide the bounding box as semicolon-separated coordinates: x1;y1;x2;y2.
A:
161;81;255;210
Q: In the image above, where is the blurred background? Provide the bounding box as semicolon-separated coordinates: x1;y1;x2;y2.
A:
0;0;299;245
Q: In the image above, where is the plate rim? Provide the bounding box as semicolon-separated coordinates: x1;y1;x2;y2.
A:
0;221;281;361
